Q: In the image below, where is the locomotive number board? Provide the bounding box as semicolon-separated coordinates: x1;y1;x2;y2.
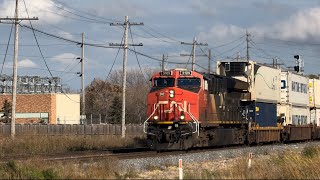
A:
179;71;192;76
160;71;172;76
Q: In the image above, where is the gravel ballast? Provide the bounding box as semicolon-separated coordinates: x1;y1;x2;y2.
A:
119;141;320;171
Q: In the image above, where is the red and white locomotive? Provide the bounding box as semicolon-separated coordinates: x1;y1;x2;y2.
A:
144;68;248;150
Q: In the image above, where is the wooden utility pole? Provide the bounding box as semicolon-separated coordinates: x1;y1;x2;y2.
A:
246;30;251;62
162;54;165;71
208;49;211;74
181;37;208;71
81;32;85;124
110;16;143;138
0;0;38;138
161;54;168;71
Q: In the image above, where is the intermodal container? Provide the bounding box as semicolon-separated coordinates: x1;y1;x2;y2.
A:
277;104;310;125
216;60;281;103
246;102;277;127
309;79;320;108
310;108;320;126
280;71;309;106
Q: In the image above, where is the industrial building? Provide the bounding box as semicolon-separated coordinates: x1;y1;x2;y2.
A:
0;75;80;124
0;93;80;124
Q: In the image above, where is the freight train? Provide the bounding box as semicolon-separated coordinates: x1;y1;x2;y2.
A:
143;58;320;150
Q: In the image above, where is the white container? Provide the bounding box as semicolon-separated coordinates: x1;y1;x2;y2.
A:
309;79;320;108
277;104;310;125
280;71;309;106
310;108;320;126
216;60;281;103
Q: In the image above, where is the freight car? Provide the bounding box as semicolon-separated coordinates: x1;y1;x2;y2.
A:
143;60;320;150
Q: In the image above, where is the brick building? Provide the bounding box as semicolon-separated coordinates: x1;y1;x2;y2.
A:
0;94;80;124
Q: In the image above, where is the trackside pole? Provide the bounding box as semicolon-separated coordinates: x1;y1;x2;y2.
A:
179;159;183;180
248;152;252;169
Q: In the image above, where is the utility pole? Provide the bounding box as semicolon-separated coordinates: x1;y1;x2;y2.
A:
81;32;85;124
181;37;208;71
208;49;211;75
161;54;168;71
0;0;38;139
162;54;165;71
110;16;143;138
246;30;251;62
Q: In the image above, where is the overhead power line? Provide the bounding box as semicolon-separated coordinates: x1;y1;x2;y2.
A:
51;0;121;23
0;23;14;76
127;48;202;65
129;26;151;88
20;24;117;49
22;0;79;104
214;39;246;57
211;35;246;49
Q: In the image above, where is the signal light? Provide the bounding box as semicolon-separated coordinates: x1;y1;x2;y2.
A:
153;116;159;120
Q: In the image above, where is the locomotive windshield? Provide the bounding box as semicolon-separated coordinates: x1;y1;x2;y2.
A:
177;78;201;87
154;78;175;87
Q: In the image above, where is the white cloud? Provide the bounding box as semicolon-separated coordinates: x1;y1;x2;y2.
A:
0;0;68;24
50;52;103;70
198;7;320;44
51;53;79;65
262;7;320;41
18;59;38;68
198;24;245;43
57;30;74;40
191;0;217;17
94;0;147;18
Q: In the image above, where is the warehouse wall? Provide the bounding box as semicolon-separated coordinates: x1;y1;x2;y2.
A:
56;94;80;124
0;94;56;124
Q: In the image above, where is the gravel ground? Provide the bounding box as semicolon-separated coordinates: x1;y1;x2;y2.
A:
118;141;320;172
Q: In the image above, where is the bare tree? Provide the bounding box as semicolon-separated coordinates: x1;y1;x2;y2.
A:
85;67;158;124
85;78;120;118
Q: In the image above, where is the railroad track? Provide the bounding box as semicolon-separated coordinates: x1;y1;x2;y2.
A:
0;145;247;163
0;141;317;163
0;147;153;163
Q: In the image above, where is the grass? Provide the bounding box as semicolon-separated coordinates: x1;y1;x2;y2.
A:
3;135;320;179
0;135;145;179
0;135;146;157
183;145;320;179
0;158;124;179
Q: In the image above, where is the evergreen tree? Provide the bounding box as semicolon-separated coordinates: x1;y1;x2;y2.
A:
1;99;11;123
107;96;122;124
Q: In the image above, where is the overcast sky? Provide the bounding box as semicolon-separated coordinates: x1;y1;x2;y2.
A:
1;0;320;90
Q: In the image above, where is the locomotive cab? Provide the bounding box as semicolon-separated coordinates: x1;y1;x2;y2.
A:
144;69;206;150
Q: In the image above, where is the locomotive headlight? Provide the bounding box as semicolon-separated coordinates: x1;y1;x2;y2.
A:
153;115;159;120
180;115;185;120
169;90;174;98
